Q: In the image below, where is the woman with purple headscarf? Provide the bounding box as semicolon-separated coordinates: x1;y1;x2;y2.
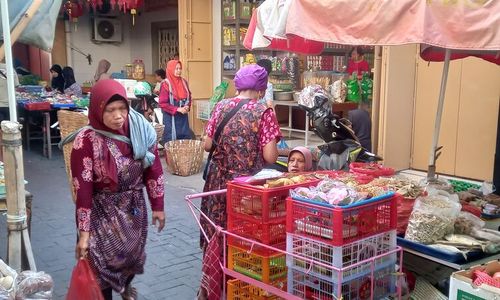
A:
197;64;281;299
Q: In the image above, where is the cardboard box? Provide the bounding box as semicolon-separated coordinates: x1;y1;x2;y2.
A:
449;260;500;300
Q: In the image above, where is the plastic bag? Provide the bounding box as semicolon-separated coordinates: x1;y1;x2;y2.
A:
208;81;229;114
0;259;16;300
405;190;461;244
66;259;104;300
396;194;416;236
15;271;53;299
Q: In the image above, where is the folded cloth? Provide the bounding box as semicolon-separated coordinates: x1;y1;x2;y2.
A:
200;232;222;300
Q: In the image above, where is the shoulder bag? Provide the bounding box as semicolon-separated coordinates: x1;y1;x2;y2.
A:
202;98;250;181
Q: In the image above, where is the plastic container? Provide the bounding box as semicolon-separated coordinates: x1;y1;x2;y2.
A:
286;193;397;246
132;59;145;80
288;263;396;300
286;231;397;281
228;244;287;283
227;178;320;223
227;213;286;255
227;278;286;300
125;64;134;79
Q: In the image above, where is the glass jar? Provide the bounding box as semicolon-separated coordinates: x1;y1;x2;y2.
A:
125;64;134;79
132;59;145;80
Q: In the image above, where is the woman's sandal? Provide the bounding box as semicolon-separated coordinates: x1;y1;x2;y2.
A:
121;284;137;300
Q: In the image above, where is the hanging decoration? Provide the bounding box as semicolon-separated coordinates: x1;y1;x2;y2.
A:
65;1;84;31
73;0;144;26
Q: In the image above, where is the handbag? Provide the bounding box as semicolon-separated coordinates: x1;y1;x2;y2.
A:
202;99;250;181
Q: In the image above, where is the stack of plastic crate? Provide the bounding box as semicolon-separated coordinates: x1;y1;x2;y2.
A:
225;179;319;299
286;193;399;300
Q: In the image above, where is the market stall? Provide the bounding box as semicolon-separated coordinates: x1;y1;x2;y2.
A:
233;0;500;298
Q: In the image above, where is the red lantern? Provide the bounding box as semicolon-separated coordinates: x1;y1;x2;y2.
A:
123;0;144;26
65;1;84;30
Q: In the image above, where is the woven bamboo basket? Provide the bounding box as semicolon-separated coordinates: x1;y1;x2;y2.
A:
57;110;89;203
154;123;165;144
164;139;204;176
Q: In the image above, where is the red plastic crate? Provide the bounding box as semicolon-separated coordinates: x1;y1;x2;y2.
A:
286;194;397;246
24;101;51;111
227;178;319;222
349;162;395;178
228;213;286;255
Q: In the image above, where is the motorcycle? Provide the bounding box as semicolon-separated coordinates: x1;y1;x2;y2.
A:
272;92;381;172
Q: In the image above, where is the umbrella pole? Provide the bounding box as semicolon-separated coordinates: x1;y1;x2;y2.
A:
1;0;18;121
427;49;451;181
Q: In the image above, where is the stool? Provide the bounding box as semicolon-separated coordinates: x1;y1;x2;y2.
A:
23;110;60;159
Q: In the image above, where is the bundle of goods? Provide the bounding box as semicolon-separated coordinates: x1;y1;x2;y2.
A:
285;177;399;299
349;162;395;178
458;187;500;218
226;172;320;298
0;259;53;299
401;189;500;262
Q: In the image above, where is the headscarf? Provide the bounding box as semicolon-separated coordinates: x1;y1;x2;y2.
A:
62;66;76;89
94;59;111;83
165;60;188;100
50;64;65;93
234;64;268;92
288;146;313;171
87;79;157;186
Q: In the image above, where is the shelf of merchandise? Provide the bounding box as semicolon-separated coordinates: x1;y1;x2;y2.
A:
221;1;266;78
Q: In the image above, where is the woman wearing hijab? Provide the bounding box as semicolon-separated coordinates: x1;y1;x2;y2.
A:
62;66;82;97
198;64;281;299
288;146;313;173
158;60;192;143
49;64;65;93
94;59;112;83
69;79;165;300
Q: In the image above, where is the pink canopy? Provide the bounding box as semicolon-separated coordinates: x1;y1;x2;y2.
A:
245;0;500;62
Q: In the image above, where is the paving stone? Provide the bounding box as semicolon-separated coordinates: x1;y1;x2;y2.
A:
0;149;208;300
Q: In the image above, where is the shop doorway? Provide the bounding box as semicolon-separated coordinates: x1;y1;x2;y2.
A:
151;20;179;70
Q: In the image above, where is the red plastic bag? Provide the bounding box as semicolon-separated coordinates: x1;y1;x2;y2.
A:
396;193;416;235
66;259;104;300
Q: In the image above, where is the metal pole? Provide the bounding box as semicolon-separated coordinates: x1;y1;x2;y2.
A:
427;49;451;180
2;121;36;272
0;0;17;121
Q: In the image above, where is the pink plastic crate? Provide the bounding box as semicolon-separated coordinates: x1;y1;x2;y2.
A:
286;231;397;281
286;194;397;246
288;264;396;300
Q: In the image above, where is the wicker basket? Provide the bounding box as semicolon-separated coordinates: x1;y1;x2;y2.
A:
164;139;204;176
153;123;165;144
57;110;89;203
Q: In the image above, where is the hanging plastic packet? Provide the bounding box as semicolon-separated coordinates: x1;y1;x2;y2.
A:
360;72;373;103
346;72;360;103
331;77;347;103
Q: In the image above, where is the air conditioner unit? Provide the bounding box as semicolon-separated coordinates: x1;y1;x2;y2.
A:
93;17;122;43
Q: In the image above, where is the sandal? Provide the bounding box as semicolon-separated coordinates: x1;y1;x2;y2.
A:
121;284;138;300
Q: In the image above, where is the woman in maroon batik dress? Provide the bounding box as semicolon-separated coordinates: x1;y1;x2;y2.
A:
70;79;165;300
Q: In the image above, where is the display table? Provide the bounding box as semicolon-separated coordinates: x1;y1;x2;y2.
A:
274;100;311;146
401;245;500;285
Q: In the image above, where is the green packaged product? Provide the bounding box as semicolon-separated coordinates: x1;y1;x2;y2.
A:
360;72;373;102
209;81;229;114
346;73;360;103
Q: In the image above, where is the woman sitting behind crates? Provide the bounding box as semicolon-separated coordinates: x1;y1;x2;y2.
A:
288;146;314;173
